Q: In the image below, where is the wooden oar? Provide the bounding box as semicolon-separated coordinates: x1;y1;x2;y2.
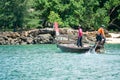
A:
92;42;98;52
88;42;98;53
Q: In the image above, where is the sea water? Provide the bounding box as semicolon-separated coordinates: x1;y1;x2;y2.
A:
0;44;120;80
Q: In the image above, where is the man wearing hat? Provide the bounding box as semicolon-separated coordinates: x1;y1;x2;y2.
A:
77;25;83;47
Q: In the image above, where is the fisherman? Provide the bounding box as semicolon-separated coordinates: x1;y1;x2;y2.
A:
77;25;83;47
96;25;106;45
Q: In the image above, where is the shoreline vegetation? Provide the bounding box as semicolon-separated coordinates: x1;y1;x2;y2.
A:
0;28;119;45
0;0;120;45
0;0;120;34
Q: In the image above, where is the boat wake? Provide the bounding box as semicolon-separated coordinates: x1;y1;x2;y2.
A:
85;48;97;55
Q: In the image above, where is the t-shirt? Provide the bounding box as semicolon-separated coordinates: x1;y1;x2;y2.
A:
78;28;83;37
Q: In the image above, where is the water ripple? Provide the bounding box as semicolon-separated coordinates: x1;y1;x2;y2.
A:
0;44;120;80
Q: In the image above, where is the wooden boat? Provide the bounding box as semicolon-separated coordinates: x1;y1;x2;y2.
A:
57;43;104;53
55;35;104;53
57;44;91;53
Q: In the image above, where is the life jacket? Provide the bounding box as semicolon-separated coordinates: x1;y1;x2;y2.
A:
98;27;105;37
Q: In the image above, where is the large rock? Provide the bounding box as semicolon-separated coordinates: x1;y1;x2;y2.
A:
26;37;33;44
0;37;6;45
0;28;55;45
34;34;53;44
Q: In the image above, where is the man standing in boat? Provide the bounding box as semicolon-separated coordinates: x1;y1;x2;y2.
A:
77;25;83;47
96;25;106;45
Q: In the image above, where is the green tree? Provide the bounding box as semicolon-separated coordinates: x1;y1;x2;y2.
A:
82;0;100;30
0;0;14;30
0;0;28;31
1;0;119;31
48;11;63;26
104;0;120;30
33;0;120;30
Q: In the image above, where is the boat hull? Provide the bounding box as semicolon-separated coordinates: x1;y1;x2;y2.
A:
95;45;104;53
57;44;90;53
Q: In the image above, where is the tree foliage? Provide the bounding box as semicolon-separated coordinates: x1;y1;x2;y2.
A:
0;0;120;31
48;11;63;26
0;0;27;31
33;0;120;30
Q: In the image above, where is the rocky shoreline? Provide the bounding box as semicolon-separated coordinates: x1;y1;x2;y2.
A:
0;28;55;45
0;28;119;45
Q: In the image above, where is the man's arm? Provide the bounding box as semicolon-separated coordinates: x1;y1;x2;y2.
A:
102;29;105;38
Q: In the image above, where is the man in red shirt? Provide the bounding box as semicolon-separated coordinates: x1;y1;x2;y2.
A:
77;25;83;47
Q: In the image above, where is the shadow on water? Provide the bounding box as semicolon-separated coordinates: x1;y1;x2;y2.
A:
57;48;98;55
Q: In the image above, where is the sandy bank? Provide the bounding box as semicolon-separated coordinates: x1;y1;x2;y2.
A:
106;33;120;44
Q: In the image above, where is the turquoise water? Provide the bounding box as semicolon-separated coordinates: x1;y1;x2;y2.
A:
0;44;120;80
